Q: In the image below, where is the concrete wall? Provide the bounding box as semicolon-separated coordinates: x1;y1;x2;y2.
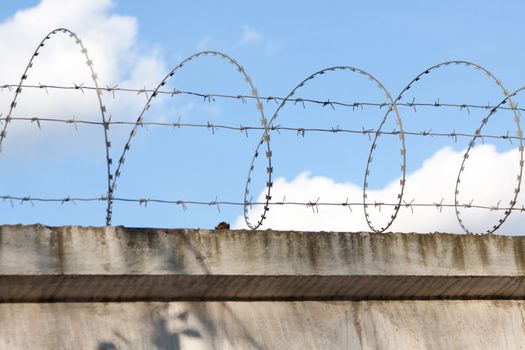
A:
0;225;524;349
1;301;524;349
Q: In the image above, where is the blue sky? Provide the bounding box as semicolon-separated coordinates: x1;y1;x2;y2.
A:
0;0;524;234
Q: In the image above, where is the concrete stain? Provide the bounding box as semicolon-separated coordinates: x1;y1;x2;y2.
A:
102;262;112;272
352;234;365;264
166;230;189;272
451;236;466;270
335;233;352;266
415;233;439;265
512;239;525;274
118;227;184;273
472;236;490;267
349;303;364;349
305;234;320;272
261;232;271;261
401;234;411;264
380;235;394;265
285;232;295;262
210;231;222;257
369;234;379;262
519;302;525;336
94;228;108;248
48;229;66;273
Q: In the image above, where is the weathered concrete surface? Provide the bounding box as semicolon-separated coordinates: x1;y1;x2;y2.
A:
0;225;524;301
1;225;525;349
0;301;524;349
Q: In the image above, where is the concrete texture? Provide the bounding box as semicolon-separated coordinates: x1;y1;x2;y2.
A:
1;225;525;349
0;225;524;301
0;301;524;349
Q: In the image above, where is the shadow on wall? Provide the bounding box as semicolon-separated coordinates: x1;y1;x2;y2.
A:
97;342;117;350
97;311;201;350
153;311;202;349
96;237;266;350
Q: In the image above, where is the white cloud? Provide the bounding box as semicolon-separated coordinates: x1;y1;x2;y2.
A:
236;145;525;235
239;26;281;55
0;0;167;148
197;36;212;50
240;26;263;45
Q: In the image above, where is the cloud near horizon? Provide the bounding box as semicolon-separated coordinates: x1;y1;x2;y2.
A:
236;144;525;235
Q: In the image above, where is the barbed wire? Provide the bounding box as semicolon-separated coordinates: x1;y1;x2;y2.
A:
1;194;524;213
1;82;523;113
0;28;114;225
3;116;523;144
104;50;272;229
244;65;407;231
358;60;522;235
1;28;525;234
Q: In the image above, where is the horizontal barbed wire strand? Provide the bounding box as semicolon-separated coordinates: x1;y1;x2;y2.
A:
1;195;523;212
0;83;523;113
2;115;523;142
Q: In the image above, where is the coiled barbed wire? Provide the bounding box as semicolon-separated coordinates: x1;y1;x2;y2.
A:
244;66;406;231
1;28;113;224
455;86;523;234
1;28;524;234
105;50;271;227
368;61;522;234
